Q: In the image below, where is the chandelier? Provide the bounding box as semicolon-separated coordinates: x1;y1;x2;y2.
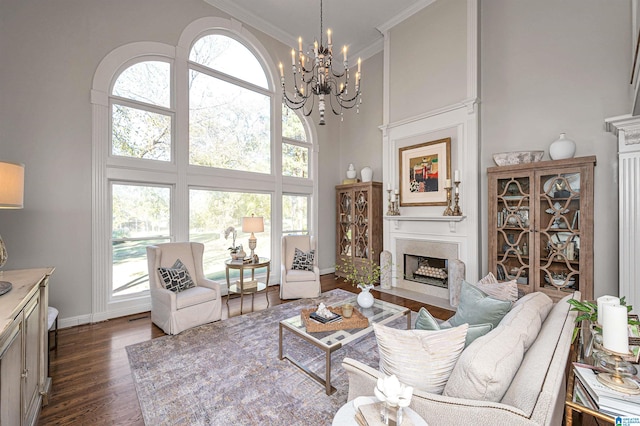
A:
279;0;362;125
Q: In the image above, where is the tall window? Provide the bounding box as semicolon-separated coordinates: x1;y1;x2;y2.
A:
93;18;315;318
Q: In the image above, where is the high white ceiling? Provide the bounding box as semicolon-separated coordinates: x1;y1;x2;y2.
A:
204;0;431;60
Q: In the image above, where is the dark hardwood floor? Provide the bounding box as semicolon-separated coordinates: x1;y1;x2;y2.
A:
38;274;453;425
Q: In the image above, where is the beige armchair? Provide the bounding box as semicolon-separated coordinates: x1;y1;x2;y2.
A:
147;242;223;335
280;235;321;299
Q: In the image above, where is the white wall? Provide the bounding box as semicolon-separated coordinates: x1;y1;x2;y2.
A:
480;0;631;297
389;0;468;122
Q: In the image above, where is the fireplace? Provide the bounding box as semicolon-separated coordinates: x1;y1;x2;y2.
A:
404;254;448;288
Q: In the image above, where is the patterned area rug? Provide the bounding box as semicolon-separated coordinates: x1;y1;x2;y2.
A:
126;289;407;426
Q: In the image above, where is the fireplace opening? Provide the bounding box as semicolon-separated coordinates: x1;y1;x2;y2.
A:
404;254;448;288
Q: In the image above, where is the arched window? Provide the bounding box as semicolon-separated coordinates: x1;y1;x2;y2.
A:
91;19;316;319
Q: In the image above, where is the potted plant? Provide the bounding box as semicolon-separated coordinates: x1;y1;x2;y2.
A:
224;226;242;260
336;254;381;309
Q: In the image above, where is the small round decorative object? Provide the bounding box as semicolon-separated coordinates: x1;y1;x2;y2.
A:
549;133;576;160
357;285;375;308
361;166;373;182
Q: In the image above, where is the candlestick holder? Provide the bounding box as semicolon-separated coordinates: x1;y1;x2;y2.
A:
443;186;453;216
596;347;640;394
386;189;400;216
452;181;462;216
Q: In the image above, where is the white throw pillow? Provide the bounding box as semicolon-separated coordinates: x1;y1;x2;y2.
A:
475;272;518;302
373;322;468;395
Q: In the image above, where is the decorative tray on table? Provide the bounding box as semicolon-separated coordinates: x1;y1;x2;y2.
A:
301;307;369;332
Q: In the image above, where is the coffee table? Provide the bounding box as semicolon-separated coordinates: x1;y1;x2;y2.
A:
278;296;411;395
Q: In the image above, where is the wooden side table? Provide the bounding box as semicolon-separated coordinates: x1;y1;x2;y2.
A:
225;257;270;315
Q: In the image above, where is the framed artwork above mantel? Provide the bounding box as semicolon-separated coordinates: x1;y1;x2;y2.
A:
399;137;451;206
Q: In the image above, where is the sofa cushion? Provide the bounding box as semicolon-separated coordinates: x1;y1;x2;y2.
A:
176;286;217;309
285;269;317;283
499;292;553;351
373;322;468;395
443;323;525;402
475;272;518;302
501;293;575;415
415;307;493;347
444;280;512;329
292;248;315;271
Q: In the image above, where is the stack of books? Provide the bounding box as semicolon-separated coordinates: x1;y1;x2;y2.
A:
354;401;414;426
573;363;640;418
309;311;342;324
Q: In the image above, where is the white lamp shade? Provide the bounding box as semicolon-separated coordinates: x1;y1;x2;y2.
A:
0;162;24;209
242;216;264;233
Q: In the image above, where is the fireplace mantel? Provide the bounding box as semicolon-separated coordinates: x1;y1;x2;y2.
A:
384;215;467;232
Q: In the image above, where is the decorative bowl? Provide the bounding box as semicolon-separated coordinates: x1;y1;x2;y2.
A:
493;151;544;166
544;275;575;288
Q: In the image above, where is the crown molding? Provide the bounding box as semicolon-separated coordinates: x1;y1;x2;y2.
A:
377;0;437;34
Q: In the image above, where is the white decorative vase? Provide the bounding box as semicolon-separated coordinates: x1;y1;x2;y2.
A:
549;133;576;160
361;166;373;182
357;285;375;308
346;163;357;179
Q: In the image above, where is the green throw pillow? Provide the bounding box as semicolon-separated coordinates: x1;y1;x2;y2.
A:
445;280;512;329
415;307;493;347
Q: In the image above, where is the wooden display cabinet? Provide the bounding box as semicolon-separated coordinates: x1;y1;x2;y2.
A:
335;181;383;279
488;156;595;302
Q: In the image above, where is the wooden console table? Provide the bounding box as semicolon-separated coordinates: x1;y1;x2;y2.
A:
0;268;54;426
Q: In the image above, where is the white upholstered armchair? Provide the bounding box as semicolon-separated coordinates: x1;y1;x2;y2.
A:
147;242;223;335
280;235;321;299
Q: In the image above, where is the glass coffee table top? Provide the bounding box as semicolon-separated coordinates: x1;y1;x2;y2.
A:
281;296;410;348
278;296;411;395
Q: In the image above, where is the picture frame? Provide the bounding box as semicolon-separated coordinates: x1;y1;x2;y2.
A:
399;137;451;206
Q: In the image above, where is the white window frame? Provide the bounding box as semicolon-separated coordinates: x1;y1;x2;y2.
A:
91;18;317;322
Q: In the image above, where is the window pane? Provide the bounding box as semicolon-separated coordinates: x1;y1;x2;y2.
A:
190;35;268;89
282;105;306;141
282;143;309;178
189;70;270;172
283;194;308;234
112;104;172;161
189;189;271;281
112;184;171;297
112;61;170;108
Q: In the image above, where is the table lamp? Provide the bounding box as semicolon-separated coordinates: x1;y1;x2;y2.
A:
242;214;264;259
0;161;25;294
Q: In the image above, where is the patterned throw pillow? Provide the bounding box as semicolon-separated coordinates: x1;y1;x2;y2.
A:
292;248;315;271
157;258;195;292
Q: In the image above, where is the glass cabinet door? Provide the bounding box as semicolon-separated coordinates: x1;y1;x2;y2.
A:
338;190;352;256
495;175;531;290
537;171;581;293
352;188;370;260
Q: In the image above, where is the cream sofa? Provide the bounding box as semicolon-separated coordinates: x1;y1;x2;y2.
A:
342;291;579;425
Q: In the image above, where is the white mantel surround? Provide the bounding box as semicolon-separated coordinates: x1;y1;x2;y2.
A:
378;104;480;310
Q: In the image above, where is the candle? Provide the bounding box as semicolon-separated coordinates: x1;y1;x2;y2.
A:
357;58;361;73
387;183;391;191
445;179;451;188
343;45;347;62
314;41;318;56
394;189;399;195
454;170;460;182
298;37;303;54
279;63;284;78
291;49;296;66
597;295;620;325
602;304;629;354
327;29;332;46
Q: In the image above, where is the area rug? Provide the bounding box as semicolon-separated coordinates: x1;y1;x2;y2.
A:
126;289;409;426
